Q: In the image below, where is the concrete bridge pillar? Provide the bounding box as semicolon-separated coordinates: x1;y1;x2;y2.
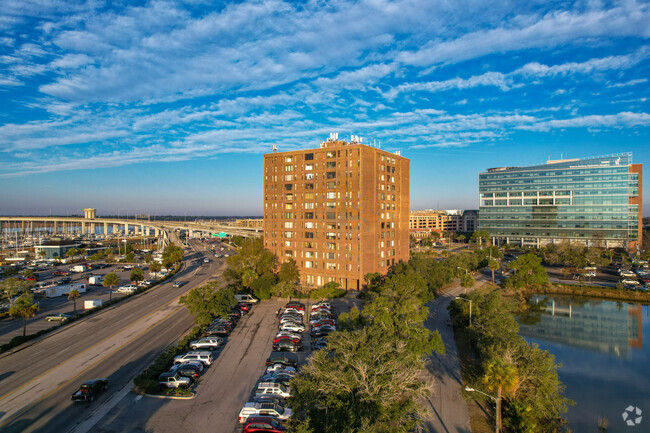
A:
140;225;144;236
91;223;96;235
21;220;25;235
113;224;119;234
81;222;86;235
104;222;108;235
124;223;128;235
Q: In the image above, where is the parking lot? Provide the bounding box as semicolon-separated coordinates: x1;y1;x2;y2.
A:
83;294;361;433
0;256;211;345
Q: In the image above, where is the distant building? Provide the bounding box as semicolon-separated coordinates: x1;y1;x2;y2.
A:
478;153;642;250
35;239;82;259
409;209;478;237
235;218;264;228
264;134;410;290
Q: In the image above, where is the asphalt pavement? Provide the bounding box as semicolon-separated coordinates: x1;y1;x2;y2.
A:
0;239;227;432
422;282;472;433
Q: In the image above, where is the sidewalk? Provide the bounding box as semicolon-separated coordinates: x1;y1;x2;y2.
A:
421;283;471;433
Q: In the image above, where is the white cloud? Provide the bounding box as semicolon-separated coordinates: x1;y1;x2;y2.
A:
609;78;648;88
385;71;512;99
398;2;650;67
517;112;650;131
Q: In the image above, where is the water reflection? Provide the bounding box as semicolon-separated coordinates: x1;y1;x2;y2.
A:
517;295;650;432
519;295;642;358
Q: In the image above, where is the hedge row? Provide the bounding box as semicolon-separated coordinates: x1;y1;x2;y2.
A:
133;325;205;395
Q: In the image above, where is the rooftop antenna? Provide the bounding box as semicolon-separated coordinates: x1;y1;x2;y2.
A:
271;145;278;152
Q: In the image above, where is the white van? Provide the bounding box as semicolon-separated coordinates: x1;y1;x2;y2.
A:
235;293;259;304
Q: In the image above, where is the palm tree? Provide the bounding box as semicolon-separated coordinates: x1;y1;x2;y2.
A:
9;293;39;336
68;289;80;314
482;358;519;432
66;248;77;263
103;273;120;301
489;258;500;285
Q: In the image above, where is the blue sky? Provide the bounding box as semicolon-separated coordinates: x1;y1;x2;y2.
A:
0;0;649;216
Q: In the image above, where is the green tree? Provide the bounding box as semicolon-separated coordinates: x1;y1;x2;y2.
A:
103;273;120;301
130;267;145;283
37;250;46;260
507;253;549;290
223;238;277;288
482;358;519;432
77;248;87;258
460;273;475;294
66;248;77;263
9;293;39;336
180;281;236;326
1;277;33;309
20;269;36;280
489;258;501;285
471;230;491;247
278;257;300;283
457;234;466;243
162;243;184;268
68;289;80;313
125;251;135;263
149;261;162;275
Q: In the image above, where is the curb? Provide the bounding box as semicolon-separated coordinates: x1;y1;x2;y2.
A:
140;391;196;400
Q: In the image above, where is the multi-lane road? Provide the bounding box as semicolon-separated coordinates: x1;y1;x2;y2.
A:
0;239;227;432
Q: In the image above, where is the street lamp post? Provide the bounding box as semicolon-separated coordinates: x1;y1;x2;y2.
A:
455;296;472;327
465;386;499;433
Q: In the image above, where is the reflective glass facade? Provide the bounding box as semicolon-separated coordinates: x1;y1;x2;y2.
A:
478;154;642;249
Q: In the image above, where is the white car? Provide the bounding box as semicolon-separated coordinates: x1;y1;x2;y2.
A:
276;330;302;340
117;286;137;294
266;364;297;374
238;401;292;424
622;279;640;286
280;323;305;333
189;337;222;350
283;308;305;316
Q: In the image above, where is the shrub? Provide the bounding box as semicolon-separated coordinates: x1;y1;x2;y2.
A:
310;282;346;300
254;285;272;300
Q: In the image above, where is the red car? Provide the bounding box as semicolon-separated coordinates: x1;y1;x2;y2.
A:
236;303;251;312
52;270;69;276
285;302;305;310
243;416;286;432
273;336;301;344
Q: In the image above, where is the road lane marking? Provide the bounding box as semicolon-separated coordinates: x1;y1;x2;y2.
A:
0;296;188;428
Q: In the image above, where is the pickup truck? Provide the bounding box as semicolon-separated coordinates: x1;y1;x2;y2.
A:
71;378;108;402
159;372;191;388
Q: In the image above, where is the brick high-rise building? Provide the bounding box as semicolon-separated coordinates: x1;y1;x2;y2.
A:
263;134;410;290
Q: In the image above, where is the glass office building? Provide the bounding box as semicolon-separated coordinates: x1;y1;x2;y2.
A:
478;154;642;250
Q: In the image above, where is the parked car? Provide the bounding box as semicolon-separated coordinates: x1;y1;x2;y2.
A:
236;302;252;313
283;307;304;316
254;382;292;399
159;372;191;388
117;286;137;294
275;330;302;340
311;339;328;351
190;337;222;350
242;416;287;432
265;364;297;374
170;362;203;379
46;312;72;322
285;301;305;310
273;335;301;345
206;325;231;337
266;353;297;367
71;378;108;402
173;351;214;366
239;402;292;424
272;339;301;352
279;315;303;325
279;323;305;333
236;293;260;304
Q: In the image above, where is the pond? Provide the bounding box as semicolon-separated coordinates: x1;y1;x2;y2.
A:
518;295;649;432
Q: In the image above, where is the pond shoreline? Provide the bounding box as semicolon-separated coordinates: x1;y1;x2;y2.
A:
504;283;650;305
